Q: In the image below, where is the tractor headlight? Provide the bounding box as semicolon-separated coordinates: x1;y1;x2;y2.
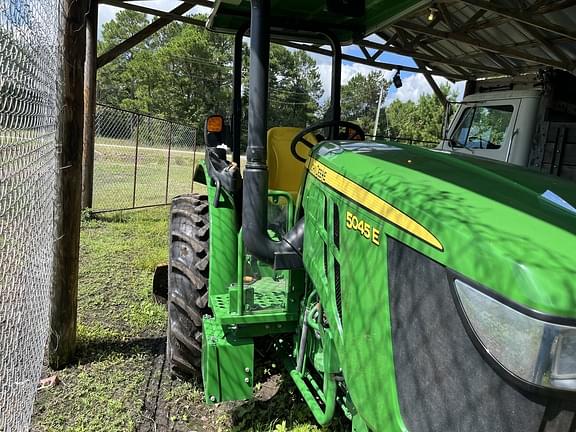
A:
454;279;576;391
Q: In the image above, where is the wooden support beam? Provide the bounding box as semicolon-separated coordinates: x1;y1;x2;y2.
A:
99;0;205;26
392;27;473;78
359;38;504;75
280;40;466;80
416;61;449;107
531;0;576;14
416;40;475;78
458;9;487;32
359;45;371;60
50;0;88;369
458;0;576;42
82;0;97;209
396;21;568;69
97;2;195;69
516;22;571;64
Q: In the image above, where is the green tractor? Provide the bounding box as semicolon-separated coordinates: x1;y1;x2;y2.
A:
158;1;576;430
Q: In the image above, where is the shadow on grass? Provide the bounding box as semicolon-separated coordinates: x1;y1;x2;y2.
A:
74;336;166;366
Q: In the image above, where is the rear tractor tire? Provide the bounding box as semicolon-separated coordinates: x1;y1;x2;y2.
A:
167;194;211;377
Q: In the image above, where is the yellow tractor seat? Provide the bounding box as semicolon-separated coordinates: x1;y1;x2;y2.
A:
267;127;318;198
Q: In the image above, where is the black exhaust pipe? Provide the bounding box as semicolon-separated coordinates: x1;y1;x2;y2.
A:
243;0;303;269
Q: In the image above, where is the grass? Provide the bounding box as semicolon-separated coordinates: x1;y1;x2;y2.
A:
30;207;347;432
93;143;204;211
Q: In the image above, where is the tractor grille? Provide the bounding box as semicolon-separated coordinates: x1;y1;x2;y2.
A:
387;238;576;432
333;203;340;248
333;203;342;324
334;258;342;325
323;194;328;278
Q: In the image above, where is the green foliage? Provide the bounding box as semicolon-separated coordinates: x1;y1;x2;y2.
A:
267;45;323;128
340;71;390;136
386;83;457;144
97;13;323;144
97;13;233;126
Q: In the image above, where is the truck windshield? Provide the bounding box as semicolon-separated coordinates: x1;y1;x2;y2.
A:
451;105;514;150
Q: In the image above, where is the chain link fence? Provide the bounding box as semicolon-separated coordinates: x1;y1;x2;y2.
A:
0;0;62;430
93;104;201;212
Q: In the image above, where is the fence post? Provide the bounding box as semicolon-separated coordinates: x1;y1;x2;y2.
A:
132;114;140;208
165;123;172;204
50;0;88;369
191;128;198;193
81;0;97;209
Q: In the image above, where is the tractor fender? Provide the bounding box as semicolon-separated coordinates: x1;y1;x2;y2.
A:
193;160;207;185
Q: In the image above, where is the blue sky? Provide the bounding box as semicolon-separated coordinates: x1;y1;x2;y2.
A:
98;1;465;105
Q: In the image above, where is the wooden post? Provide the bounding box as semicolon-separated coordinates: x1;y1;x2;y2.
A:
50;0;88;369
82;0;98;209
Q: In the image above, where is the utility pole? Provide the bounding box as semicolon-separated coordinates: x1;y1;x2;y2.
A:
373;81;385;140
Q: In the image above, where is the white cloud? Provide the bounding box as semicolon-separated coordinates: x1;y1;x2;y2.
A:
384;73;465;105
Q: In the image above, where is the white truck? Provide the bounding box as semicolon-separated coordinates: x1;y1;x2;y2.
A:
439;69;576;182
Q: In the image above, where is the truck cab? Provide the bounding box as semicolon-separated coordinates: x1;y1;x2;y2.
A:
439;69;576;182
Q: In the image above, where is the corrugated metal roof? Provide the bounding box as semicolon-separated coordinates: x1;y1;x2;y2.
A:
370;1;576;80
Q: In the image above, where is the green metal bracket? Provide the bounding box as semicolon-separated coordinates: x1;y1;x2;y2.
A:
202;317;254;403
352;415;370;432
289;366;336;426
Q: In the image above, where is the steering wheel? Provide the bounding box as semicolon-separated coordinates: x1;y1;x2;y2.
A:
290;120;366;162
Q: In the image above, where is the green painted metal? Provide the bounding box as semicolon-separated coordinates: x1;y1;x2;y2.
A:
311;141;576;317
290;368;336;426
207;0;425;43
195;2;576;423
300;140;576;430
198;160;238;298
202;317;254;403
287;320;339;426
211;277;298;324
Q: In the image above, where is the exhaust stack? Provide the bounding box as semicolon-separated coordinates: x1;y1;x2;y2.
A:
242;0;304;269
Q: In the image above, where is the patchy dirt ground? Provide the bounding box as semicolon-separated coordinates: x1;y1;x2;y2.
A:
30;208;349;432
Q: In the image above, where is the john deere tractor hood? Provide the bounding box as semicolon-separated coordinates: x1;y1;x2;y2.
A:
309;141;576;319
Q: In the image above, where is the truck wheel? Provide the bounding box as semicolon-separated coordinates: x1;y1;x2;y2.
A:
167;194;210;377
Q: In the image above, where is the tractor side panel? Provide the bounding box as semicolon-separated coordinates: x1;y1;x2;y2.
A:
388;238;576;432
302;176;407;431
200;161;238;297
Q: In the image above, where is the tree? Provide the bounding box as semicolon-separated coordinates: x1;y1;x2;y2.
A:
340;71;390;136
386;83;457;145
97;10;151;108
97;13;233;126
267;45;323;128
96;14;323;148
153;22;233;122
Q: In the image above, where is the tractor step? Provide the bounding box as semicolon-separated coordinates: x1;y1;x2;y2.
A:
210;276;298;325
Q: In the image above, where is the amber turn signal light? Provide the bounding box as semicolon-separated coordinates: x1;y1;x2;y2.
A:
206;115;224;133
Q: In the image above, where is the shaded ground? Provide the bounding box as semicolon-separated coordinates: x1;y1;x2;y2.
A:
31;208;348;432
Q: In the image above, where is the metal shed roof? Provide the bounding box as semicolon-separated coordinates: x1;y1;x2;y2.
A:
360;0;576;80
100;0;576;82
